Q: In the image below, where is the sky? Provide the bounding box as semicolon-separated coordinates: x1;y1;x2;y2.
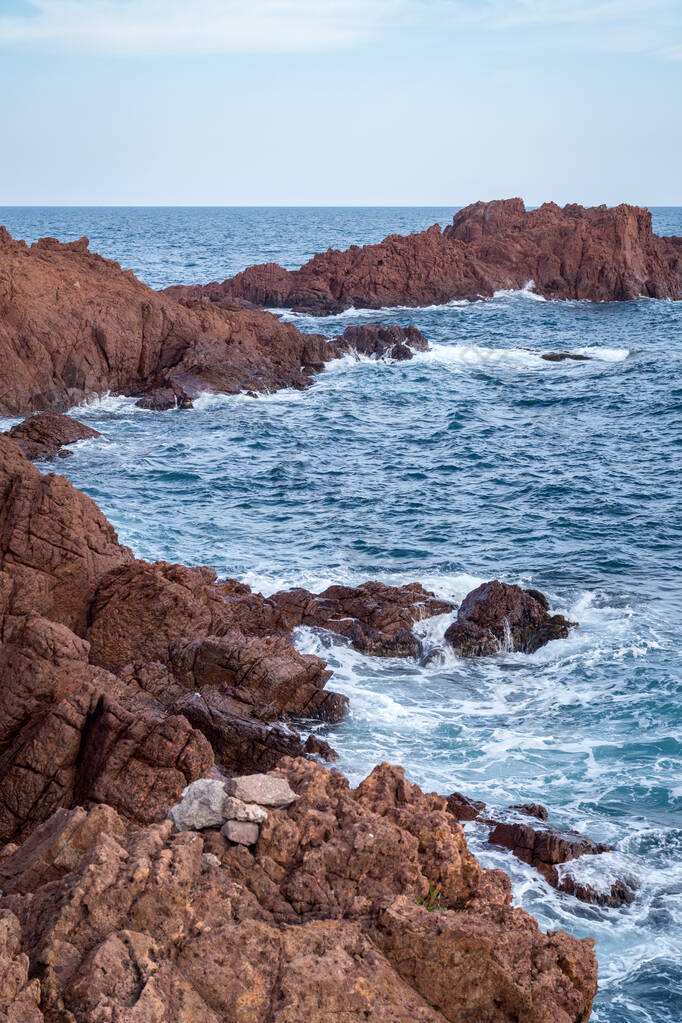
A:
0;0;681;205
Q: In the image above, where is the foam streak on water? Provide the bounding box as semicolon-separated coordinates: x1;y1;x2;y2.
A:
3;206;682;1023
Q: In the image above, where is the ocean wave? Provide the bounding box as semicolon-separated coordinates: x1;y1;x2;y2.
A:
268;299;472;323
492;281;547;302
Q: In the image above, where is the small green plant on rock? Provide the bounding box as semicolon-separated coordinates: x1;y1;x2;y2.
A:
416;884;442;911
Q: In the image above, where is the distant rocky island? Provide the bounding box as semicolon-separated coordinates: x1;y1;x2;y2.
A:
167;198;682;313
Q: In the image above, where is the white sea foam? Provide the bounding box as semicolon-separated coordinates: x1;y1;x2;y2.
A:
574;346;630;362
556;850;643;897
492;281;547;302
268;299;471;323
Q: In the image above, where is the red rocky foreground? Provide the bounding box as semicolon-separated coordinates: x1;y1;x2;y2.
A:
170;198;682;313
0;226;427;416
0;436;599;1020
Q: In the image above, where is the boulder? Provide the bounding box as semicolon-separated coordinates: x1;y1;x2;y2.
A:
4;412;100;460
168;779;228;831
221;820;260;846
444;581;577;656
225;773;299;808
223;797;268;823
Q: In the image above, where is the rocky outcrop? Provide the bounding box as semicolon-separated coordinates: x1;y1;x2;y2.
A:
0;762;598;1022
0;436;343;843
3;412;101;460
175;199;682;313
335;324;429;361
270;581;453;657
447;794;635;907
0;437;600;1019
0;229;431;416
445;581;577;656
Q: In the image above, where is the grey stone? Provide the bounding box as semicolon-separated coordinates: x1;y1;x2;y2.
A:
168;778;227;831
202;853;221;872
223;796;268;823
221;820;260;846
225;773;298;808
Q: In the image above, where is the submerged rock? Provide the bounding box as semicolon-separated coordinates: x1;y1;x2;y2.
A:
335;323;429;360
541;351;591;362
444;580;577;656
5;411;100;460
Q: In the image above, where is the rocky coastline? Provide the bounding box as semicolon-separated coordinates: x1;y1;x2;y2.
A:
165;198;682;314
0;207;657;1019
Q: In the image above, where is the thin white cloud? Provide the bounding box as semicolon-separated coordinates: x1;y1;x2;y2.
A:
443;0;682;58
1;0;680;58
0;0;406;55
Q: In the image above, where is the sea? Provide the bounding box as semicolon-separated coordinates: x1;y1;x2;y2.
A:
1;206;680;1023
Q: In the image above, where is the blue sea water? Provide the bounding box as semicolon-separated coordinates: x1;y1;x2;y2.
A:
1;206;681;1023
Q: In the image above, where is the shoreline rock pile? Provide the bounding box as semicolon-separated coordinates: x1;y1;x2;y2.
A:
0;433;602;1019
447;795;637;907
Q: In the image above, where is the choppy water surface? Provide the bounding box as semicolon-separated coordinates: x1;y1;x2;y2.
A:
2;207;681;1023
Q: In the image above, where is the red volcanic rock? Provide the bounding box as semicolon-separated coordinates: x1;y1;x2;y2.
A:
335;323;429;361
445;791;634;907
0;228;343;415
0;435;131;634
270;580;453;657
4;412;100;461
444;581;577;657
181;198;682;313
0;430;600;1018
0;613;214;845
0;779;597;1021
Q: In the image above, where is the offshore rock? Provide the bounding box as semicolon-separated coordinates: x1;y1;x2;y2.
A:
4;412;100;460
186;199;682;313
335;323;429;360
444;580;577;656
446;792;633;907
270;580;453;657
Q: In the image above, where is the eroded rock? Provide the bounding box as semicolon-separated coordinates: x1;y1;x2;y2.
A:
183;198;682;313
445;580;577;656
4;412;100;461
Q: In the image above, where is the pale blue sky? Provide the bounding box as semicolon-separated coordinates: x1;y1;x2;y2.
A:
1;0;681;205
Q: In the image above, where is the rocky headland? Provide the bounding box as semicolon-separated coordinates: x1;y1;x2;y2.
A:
0;227;428;416
166;198;682;314
0;431;604;1020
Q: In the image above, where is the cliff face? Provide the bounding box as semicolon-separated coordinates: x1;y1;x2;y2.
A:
0;434;599;1021
168;199;682;314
